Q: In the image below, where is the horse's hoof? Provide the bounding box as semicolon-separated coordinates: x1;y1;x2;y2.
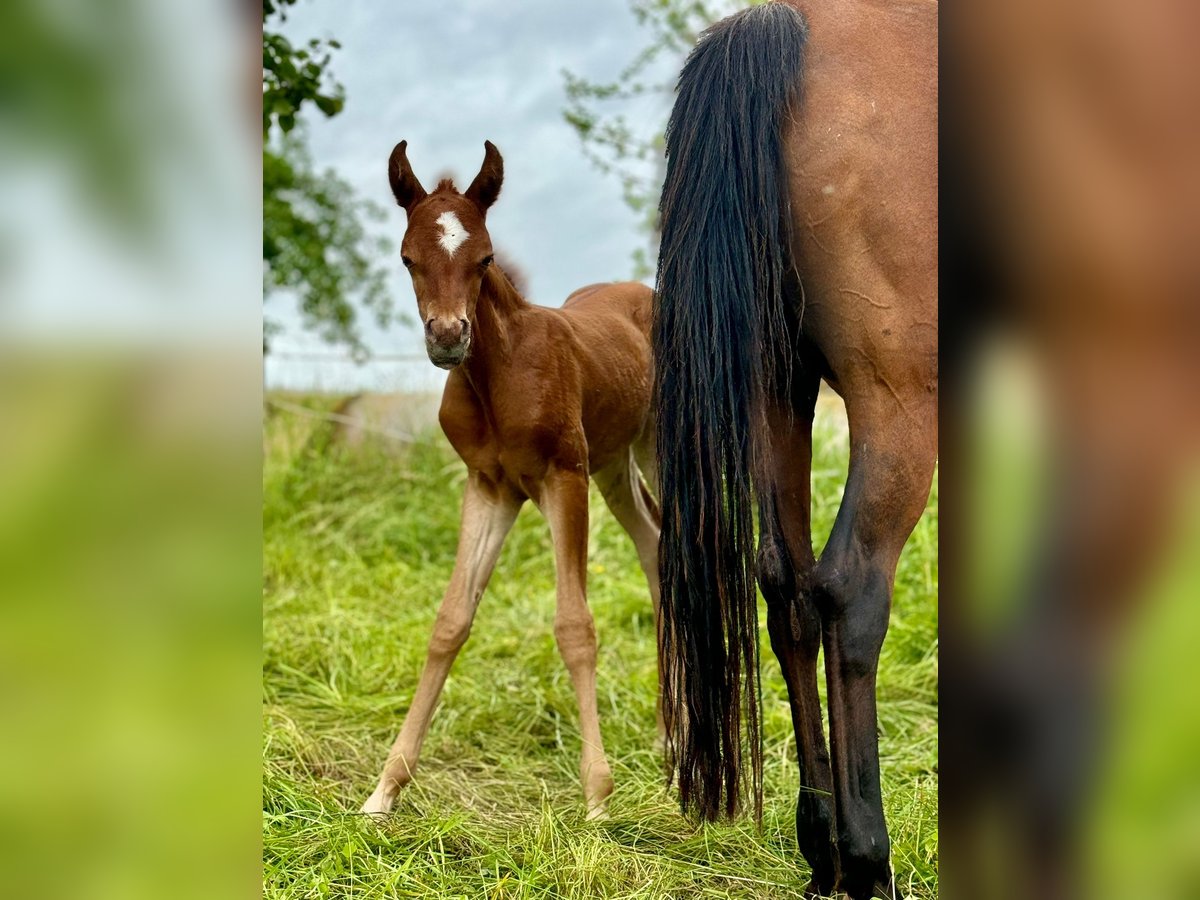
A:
830;876;899;900
801;876;836;898
360;785;396;817
584;801;610;822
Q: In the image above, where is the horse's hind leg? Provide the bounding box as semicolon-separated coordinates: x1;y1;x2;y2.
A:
594;451;664;742
540;464;614;818
362;472;522;815
756;377;838;898
813;388;937;900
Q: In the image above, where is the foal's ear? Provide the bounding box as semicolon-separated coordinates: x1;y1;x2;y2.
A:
464;141;504;213
388;141;427;213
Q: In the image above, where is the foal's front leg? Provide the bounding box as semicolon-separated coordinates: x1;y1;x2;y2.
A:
540;465;614;819
362;472;521;815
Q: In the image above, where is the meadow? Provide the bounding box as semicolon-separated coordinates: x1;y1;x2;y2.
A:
263;392;938;899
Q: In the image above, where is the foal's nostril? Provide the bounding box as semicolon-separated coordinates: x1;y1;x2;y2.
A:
425;316;469;348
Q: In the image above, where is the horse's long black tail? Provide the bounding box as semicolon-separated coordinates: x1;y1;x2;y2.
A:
654;2;808;822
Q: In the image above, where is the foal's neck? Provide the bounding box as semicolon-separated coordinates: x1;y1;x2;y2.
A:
462;266;529;391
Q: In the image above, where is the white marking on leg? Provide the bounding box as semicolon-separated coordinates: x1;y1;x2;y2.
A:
436;211;469;257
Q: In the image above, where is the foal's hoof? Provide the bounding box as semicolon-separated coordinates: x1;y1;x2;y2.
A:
584;802;609;822
653;734;674;776
582;763;614;821
582;785;614;822
360;784;396;817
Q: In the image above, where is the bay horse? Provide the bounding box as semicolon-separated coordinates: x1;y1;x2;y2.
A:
361;141;662;820
653;3;936;899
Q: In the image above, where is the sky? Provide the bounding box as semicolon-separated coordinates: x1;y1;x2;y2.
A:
265;0;682;393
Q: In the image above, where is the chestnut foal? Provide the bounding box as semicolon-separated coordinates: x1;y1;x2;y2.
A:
362;141;661;820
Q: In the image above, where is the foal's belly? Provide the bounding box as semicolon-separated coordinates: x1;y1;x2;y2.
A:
442;394;645;501
446;415;636;501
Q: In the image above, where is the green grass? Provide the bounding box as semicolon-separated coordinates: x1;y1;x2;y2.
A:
263;394;938;899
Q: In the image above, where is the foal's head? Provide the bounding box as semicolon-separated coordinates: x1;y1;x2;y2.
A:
388;141;503;369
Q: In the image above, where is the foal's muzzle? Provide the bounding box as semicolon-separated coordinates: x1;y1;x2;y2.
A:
425;316;471;369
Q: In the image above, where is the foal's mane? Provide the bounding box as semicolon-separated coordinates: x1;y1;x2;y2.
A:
493;252;528;298
479;260;528;319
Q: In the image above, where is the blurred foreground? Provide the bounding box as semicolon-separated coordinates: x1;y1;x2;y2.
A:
944;0;1200;897
0;1;261;899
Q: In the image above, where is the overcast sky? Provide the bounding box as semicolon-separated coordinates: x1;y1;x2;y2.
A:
265;0;681;392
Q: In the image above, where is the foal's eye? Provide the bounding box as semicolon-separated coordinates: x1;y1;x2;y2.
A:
479;255;494;270
401;256;414;269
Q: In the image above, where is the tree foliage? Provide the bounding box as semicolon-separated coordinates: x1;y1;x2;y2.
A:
262;0;395;357
561;1;745;277
262;0;344;136
263;138;391;358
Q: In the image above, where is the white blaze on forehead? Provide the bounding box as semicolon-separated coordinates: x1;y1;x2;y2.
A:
435;211;470;257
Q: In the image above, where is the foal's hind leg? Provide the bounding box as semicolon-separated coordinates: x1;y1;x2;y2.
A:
632;406;659;499
813;388;937;900
362;472;522;815
594;451;664;742
755;383;838;898
539;464;614;818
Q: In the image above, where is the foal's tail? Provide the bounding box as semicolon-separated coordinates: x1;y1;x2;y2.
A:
654;2;808;822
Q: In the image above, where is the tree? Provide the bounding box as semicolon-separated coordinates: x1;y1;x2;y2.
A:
262;0;396;358
561;0;745;277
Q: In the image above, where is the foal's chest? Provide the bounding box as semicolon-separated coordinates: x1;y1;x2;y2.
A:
439;375;576;496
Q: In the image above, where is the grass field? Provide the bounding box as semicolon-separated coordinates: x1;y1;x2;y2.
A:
263;393;938;899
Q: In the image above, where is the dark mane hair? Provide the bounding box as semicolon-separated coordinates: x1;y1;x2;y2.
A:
653;1;808;822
